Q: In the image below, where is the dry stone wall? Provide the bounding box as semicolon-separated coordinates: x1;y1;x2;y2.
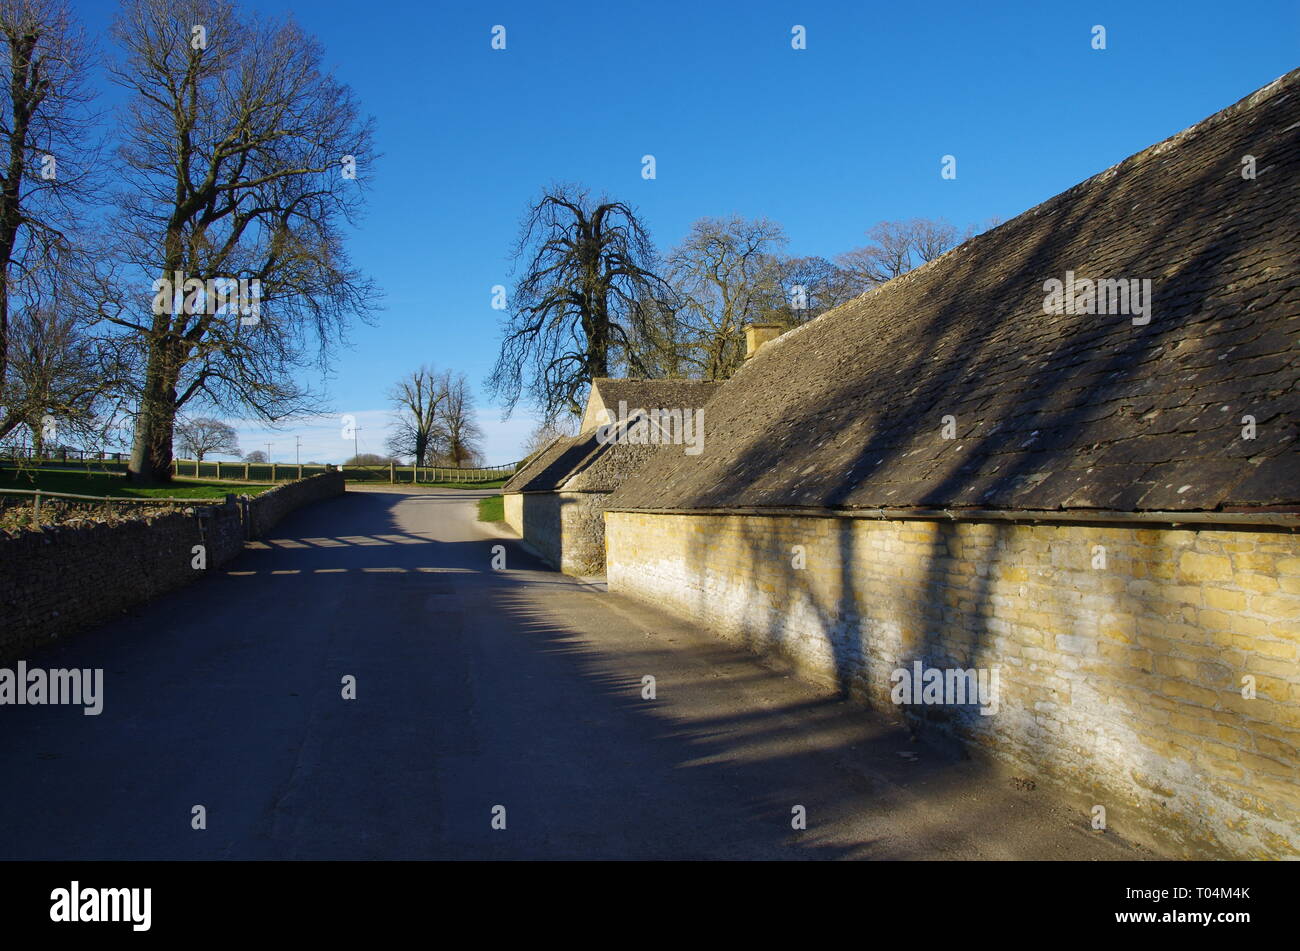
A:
0;472;344;660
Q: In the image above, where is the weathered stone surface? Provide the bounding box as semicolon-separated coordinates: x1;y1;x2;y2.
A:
611;70;1300;515
607;511;1300;858
580;378;721;433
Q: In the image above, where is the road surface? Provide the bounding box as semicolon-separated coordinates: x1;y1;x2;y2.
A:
0;486;1147;860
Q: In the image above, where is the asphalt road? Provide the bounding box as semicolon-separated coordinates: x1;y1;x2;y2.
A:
0;486;1147;860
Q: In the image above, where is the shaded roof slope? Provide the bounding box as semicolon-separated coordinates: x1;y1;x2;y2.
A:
505;378;723;493
582;378;721;432
610;71;1300;514
503;416;686;494
501;433;591;493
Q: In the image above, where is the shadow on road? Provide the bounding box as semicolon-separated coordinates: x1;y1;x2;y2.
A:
0;489;1142;860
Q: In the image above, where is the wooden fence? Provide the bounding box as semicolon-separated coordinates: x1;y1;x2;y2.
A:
1;447;518;484
171;460;517;483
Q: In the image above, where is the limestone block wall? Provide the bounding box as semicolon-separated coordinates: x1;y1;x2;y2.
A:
504;492;524;537
509;491;610;575
605;511;1300;858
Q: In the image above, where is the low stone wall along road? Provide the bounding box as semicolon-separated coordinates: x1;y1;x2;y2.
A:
0;486;1149;859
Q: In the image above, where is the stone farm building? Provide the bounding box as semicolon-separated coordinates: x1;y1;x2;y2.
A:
503;377;720;575
601;72;1300;858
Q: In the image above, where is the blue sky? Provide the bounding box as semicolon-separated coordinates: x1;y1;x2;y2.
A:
74;0;1298;463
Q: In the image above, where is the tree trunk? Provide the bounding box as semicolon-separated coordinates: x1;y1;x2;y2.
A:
129;344;180;484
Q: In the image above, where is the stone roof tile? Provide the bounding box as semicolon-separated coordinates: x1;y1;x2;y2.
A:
609;70;1300;514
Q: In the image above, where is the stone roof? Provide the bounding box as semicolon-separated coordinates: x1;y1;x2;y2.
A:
504;378;722;493
501;433;592;493
609;70;1300;515
503;411;707;495
581;378;722;433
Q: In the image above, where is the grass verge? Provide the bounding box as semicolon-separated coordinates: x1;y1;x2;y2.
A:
477;494;504;522
0;468;276;499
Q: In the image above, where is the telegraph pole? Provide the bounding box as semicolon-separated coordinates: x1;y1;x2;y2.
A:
266;442;273;462
295;436;302;466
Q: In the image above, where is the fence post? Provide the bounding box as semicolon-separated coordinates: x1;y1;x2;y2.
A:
216;460;222;480
33;491;40;528
272;463;278;481
245;463;250;480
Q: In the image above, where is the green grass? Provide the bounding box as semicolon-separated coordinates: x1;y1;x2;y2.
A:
0;468;276;499
476;494;504;522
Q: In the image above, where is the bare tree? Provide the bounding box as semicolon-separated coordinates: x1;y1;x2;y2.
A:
665;215;787;380
5;234;129;455
174;416;238;461
488;184;673;420
99;0;378;482
432;372;483;466
836;218;965;288
7;309;122;456
0;0;102;441
775;254;866;326
521;414;577;459
385;365;447;466
623;295;693;379
242;449;266;463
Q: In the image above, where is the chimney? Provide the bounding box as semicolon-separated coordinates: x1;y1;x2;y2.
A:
744;323;783;360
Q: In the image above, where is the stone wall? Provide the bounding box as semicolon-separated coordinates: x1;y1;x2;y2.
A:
242;470;344;538
605;510;1300;858
505;491;609;575
0;472;345;661
0;503;243;661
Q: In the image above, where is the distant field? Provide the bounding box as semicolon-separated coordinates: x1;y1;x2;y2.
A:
0;468;276;499
477;495;504;522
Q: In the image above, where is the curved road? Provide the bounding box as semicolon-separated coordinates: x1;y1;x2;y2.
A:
0;487;1145;860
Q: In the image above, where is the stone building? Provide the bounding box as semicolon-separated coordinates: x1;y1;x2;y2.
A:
503;377;720;575
603;71;1300;857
